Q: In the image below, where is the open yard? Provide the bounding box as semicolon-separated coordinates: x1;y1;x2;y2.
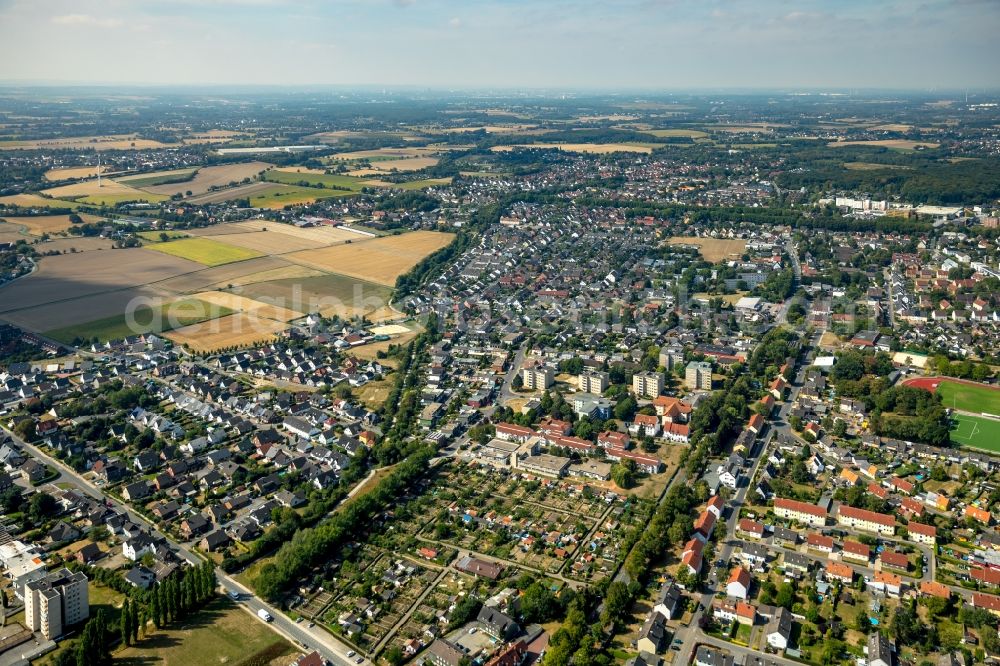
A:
285;230;453;286
146;237;264;267
949;414;1000;452
114;599;293;666
164;313;290;352
667;236;747;263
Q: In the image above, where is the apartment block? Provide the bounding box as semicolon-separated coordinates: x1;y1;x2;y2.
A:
632;371;664;398
24;568;89;639
685;361;713;391
578;371;609;395
521;366;554;391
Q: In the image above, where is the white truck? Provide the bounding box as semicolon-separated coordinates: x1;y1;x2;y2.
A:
257;608;273;622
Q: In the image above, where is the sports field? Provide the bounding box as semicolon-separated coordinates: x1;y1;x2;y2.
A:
937;380;1000;416
950;414;1000;452
146;237;264;266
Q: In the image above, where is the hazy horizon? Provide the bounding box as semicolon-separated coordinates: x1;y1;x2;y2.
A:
1;0;998;90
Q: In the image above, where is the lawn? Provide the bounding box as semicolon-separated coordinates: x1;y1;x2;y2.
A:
937;380;1000;416
950;414;1000;452
146;237;264;266
114;598;293;666
45;297;234;344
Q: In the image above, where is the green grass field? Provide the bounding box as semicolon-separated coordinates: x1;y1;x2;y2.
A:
114;598;293;666
248;183;352;208
937;380;1000;416
263;169;370;190
137;230;189;242
950;414;1000;452
115;168;198;188
45;298;234;344
146;237;263;266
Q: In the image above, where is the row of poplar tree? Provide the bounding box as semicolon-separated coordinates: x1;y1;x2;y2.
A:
53;561;217;666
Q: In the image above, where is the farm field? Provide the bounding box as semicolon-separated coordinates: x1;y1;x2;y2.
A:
828;139;940;150
0;193;85;209
146;237;264;267
143;161;271;196
0;222;27;243
44;296;232;344
206;264;324;288
153;256;293;293
189;290;304;321
262;169;371;191
43;165;114;181
164;312;290;352
642;128;709;138
844;162;912;171
0;213;102;236
114;599;293;666
236;273;392;318
0;134;169;151
137;230;189;242
42;178;170;205
285;230;453;286
390;177;452;190
0;248;201;312
949;414;1000;452
667;236;748;262
491;142;654;154
250;183;347;208
114;168;198;188
183;181;277;205
199;229;327;253
200;220;366;245
35;237;116;252
0;286;172;332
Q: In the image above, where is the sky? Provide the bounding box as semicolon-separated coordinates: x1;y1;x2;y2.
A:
0;0;998;90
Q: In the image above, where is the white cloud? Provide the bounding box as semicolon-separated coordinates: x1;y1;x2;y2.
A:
448;16;461;27
51;13;123;28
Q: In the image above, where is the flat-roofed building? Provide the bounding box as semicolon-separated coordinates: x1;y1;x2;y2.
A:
578;371;609;394
517;454;570;478
522;366;554;391
632;371;664;398
685;361;713;391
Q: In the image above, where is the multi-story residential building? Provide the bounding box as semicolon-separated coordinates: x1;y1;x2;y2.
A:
24;568;89;639
521;366;554;390
632;371;664;398
578;370;609;394
685;361;713;391
773;497;827;527
837;506;895;536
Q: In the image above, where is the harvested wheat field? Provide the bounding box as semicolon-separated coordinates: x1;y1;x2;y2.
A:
273;166;330;175
0;193;84;209
236;273;392;319
44;165;114;181
0;248;201;312
189;291;304;321
367;156;439;172
153;256;293;294
491;143;653;154
667;236;747;263
143;161;271;196
42;178;168;205
182;129;251;145
165;313;289;352
828;139;939;150
224;220;366;245
0;213;101;236
285;230;453;286
0;223;27;244
200;229;326;254
207;264;324;288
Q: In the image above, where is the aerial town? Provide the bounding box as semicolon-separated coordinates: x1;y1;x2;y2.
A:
1;18;1000;666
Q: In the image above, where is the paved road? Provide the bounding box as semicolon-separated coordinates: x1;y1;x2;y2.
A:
1;425;368;666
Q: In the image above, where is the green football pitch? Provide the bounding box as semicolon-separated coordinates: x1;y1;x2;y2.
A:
950;413;1000;452
937;380;1000;416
